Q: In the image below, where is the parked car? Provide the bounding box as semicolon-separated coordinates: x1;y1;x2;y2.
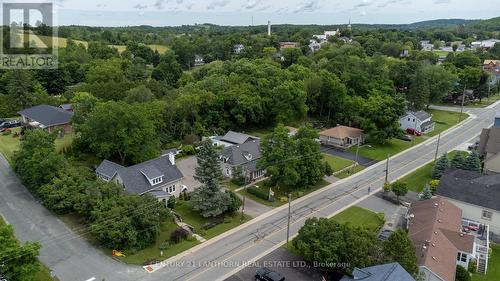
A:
468;141;479;151
398;134;414;142
0;120;22;129
378;229;394;241
406;128;422;136
255;267;285;281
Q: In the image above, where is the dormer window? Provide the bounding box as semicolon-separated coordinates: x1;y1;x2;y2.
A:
152;176;163;185
243;151;253;161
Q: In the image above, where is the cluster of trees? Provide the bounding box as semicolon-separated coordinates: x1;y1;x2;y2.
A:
0;223;41;281
259;125;330;188
293;218;418;277
13;130;169;251
432;152;481;179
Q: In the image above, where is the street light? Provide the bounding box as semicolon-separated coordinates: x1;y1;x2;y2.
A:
355;143;372;165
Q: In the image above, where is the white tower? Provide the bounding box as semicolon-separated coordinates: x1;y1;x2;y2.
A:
268;20;271;36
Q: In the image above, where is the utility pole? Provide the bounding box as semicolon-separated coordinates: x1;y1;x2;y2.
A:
355;142;360;165
241;188;246;222
286;193;292;246
434;133;441;161
385;154;390;183
459;84;466;122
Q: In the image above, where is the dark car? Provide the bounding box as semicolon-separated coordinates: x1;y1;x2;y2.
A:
398;134;414;142
255;267;285;281
378;229;394;241
0;120;22;129
468;141;479;151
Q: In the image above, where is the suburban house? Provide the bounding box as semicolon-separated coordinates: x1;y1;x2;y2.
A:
340;263;415;281
407;197;489;280
285;126;299;136
420;40;434;51
194;54;205;66
279;42;300;50
209;131;260;148
219;139;264;183
483;60;500;86
437;169;500;237
18;104;74;133
95;152;185;204
471;39;499;50
478;115;500;174
233;44;245;54
319;125;364;149
399;111;435;134
308;39;322;53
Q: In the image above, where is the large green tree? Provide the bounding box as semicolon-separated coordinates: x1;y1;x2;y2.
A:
190;141;239;218
382;229;419;275
77;101;160;164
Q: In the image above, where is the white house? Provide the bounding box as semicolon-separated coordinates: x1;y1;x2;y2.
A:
233;44;245;54
194;54;205;66
95;152;185;205
400;111;434;134
219;139;265;183
437;169;500;236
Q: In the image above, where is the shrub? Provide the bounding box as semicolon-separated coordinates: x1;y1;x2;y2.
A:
225;190;242;215
324;161;333;176
455;265;470;281
279;196;288;203
167;196;176;209
429;180;440;194
181;145;196;156
170;227;189;244
159;241;170;250
247;186;270;201
468;260;477;273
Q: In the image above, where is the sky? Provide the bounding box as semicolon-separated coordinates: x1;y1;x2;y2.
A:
49;0;500;26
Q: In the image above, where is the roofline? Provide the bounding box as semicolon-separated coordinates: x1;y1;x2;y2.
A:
138;177;184;196
438;194;500;213
418;266;446;281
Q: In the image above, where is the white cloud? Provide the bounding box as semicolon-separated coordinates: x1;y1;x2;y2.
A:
293;0;321;13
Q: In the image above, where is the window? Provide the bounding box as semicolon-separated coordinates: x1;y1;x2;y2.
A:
457;252;467;262
482;210;493;221
408;117;410;121
413;118;415;122
151;177;163;185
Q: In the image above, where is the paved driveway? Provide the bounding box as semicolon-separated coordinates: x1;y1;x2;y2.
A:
176;156;202;192
321;145;377;167
356;193;408;230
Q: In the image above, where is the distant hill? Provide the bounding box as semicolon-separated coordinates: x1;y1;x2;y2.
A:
470;17;500;31
406;19;478;29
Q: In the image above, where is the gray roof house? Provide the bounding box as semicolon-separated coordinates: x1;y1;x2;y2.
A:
96;153;184;201
437;168;500;235
219;139;265;183
478;115;500;174
399;110;434;134
209;131;260;147
340;263;415;281
18;104;74;132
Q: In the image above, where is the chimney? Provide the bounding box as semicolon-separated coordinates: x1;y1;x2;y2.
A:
168;152;175;165
268;20;271;36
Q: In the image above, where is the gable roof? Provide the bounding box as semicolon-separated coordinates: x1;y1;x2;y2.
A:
18;105;74;127
221;140;261;166
484;60;499;65
96;155;183;195
341;263;415;281
437;169;500;212
319;125;363;139
96;160;124;178
221;131;258;145
478;127;500;155
408;197;474;281
406;111;432;121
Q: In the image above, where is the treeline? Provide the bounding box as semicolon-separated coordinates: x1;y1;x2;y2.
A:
13;130;169;251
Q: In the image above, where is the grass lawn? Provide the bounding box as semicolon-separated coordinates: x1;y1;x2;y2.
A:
174;200;251;240
116;221;200;265
238;179;330;208
350;109;467;160
331;206;385;232
0;128;21;162
398;151;468;192
336;165;366;179
323;153;355;172
223;180;243;191
466;94;500;108
433;50;450;57
0;129;74;163
472;244;500;281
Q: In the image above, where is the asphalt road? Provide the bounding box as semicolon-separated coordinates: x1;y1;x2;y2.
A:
0;103;497;281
